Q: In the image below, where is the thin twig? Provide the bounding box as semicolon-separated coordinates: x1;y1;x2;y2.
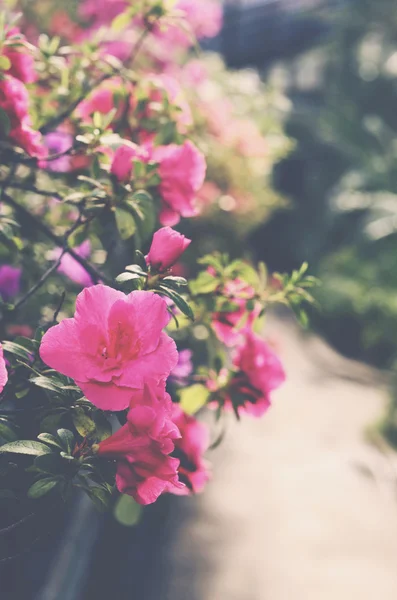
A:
12;253;65;311
6;182;63;200
1;192;111;285
39;15;156;136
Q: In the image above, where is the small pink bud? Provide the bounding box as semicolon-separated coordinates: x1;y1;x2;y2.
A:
146;227;191;272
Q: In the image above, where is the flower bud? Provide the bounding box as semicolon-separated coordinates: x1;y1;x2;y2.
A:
146;227;191;272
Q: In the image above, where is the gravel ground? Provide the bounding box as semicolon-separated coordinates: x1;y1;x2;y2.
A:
153;315;397;600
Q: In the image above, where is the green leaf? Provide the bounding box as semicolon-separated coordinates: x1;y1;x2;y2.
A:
116;272;143;284
161;277;188;292
158;287;194;320
111;10;132;31
135;249;147;270
57;429;75;454
30;376;64;393
28;478;59;499
189;271;219;295
37;432;63;449
0;440;52;456
2;341;32;361
114;494;142;527
72;408;96;438
92;412;112;442
124;264;147;276
179;385;210;415
0;55;11;71
0;420;17;443
115;207;136;240
88;486;111;511
34;453;63;475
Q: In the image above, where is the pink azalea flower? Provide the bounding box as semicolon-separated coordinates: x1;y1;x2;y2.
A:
169;349;193;386
153;141;206;226
212;278;261;346
0;344;8;394
54;241;94;287
146;227;191;272
170;405;210;495
97;382;184;505
226;332;286;417
3;27;36;84
0;265;22;301
142;74;192;134
40;131;73;172
0;75;45;157
39;285;178;411
110;143;150;183
76;78;128;123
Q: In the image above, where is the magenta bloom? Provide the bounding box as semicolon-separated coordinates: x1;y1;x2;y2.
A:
170;405;210;495
97;383;184;505
0;75;45;157
153;141;206;226
3;27;36;84
212;278;261;346
39;285;178;411
54;241;93;287
40;131;73;172
227;332;286;417
0;344;8;394
0;265;21;301
169;349;193;386
111;143;150;183
146;227;191;272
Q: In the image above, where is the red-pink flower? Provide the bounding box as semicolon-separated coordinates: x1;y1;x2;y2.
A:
97;383;184;505
76;78;128;123
0;344;8;394
39;285;178;411
170;405;210;495
110;143;150;183
146;227;191;272
0;75;45;157
225;332;286;417
3;27;36;84
54;241;93;287
153;141;206;226
212;278;261;346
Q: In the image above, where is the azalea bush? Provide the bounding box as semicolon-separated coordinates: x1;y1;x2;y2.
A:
0;0;314;554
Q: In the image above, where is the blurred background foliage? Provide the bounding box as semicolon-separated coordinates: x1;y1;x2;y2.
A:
245;0;397;446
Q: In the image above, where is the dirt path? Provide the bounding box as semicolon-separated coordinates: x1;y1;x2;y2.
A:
158;316;397;600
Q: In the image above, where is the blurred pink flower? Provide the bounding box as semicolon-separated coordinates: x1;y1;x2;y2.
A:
170;405;210;495
3;27;36;84
212;278;261;346
0;344;8;394
55;240;93;287
169;349;193;386
110;143;150;183
146;227;191;272
40;131;73;172
39;286;178;411
153;140;206;226
225;332;286;417
0;265;22;301
0;75;46;157
97;382;184;504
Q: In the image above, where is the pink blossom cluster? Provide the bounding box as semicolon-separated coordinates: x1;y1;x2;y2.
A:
38;265;210;505
110;140;206;226
0;27;45;157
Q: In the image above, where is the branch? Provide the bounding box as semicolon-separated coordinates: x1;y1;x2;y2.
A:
12;252;65;311
39;15;156;135
7;182;63;200
1;192;112;286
